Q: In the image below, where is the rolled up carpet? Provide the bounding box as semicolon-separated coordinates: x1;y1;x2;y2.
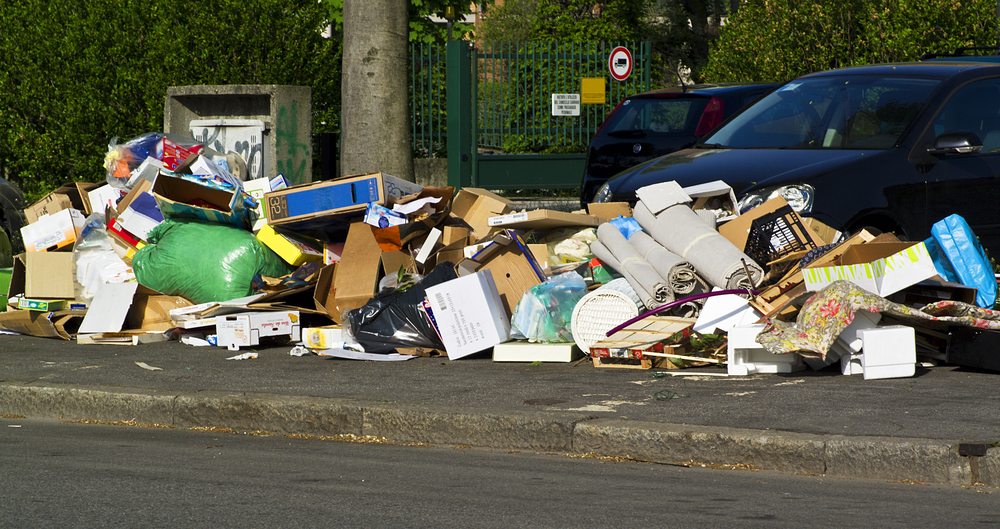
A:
633;201;763;290
628;231;699;295
591;226;672;310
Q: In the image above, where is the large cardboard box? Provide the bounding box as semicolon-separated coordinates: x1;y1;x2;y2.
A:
264;172;423;230
424;270;510;360
21;208;87;252
21;252;75;299
449;188;515;241
455;230;545;318
802;241;939;297
152;173;250;229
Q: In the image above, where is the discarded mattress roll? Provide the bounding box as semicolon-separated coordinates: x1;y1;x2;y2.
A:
590;235;670;309
633;201;763;290
628;231;699;295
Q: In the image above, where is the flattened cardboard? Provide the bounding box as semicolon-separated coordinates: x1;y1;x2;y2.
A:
78;282;140;334
0;309;85;339
126;293;195;331
487;209;602;230
329;222;384;323
587;202;632;220
683;180;739;222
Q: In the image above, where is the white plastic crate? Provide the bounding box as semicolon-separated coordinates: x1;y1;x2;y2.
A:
727;324;804;376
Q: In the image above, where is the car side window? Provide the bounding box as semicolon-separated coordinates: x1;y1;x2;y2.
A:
934;79;1000;152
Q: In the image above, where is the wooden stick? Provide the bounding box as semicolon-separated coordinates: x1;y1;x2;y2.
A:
641;352;721;363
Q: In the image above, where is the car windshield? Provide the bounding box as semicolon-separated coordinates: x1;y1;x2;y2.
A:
704;75;941;149
601;97;708;137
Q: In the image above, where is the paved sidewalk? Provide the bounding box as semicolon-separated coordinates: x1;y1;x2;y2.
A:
2;334;998;486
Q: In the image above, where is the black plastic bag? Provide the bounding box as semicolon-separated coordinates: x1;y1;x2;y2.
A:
344;262;457;353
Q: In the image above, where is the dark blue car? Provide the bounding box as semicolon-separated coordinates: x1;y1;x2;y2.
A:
591;57;1000;255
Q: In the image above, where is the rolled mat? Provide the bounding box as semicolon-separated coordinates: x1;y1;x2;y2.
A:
591;227;671;310
628;231;699;295
633;201;763;290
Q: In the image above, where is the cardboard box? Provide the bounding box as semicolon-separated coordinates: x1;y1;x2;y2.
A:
264;172;423;230
886;279;977;307
719;196;826;252
424;270;510;360
256;224;323;266
22;252;75;299
449;188;515;241
493;341;581;362
802;241;939;297
126;293;194;332
587;202;632;220
17;298;67;311
0;309;85;339
216;311;302;350
21;208;87;252
303;325;343;349
683;180;739;222
152;172;250;229
455;229;545;317
243;174;289;232
116;190;163;241
328;222;385;323
24;182;102;223
487;209;602;230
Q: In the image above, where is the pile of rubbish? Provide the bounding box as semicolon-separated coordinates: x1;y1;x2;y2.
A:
5;131;1000;378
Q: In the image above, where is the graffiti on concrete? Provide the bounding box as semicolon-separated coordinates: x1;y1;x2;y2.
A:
190;122;264;181
276;102;310;185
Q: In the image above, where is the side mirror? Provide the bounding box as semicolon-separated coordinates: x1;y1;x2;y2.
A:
927;130;983;155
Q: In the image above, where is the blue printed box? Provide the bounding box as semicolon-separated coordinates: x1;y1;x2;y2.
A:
264;172;422;230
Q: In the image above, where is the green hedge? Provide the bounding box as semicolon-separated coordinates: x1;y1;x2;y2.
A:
0;0;340;201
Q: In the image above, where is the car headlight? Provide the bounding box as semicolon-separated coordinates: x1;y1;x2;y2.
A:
592;182;613;203
737;184;815;214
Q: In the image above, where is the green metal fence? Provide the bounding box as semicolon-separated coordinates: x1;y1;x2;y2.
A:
411;40;652;191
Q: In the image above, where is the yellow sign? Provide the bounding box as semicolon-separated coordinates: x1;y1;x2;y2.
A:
581;78;605;104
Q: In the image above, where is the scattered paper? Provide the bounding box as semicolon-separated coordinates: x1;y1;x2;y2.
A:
227;352;258;360
134;362;162;371
392;196;442;216
289;345;314;357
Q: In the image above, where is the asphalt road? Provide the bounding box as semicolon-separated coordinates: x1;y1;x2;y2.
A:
2;418;998;528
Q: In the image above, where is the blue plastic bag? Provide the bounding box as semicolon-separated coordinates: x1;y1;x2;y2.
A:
609;215;643;240
924;214;996;308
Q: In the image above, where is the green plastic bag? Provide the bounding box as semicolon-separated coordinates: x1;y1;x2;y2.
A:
133;219;293;304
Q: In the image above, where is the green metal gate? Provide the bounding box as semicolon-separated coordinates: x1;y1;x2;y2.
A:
445;40;652;191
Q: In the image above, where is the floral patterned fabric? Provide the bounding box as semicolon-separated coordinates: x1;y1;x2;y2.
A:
756;280;1000;358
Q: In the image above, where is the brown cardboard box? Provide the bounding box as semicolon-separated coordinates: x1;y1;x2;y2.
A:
24;182;101;223
126;292;194;331
328;222;385;323
24;252;75;299
587;202;632;220
455;229;545;317
719;196;826;252
441;226;470;246
0;309;84;339
450;188;515;241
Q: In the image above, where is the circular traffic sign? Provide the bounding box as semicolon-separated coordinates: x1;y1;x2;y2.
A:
608;46;633;81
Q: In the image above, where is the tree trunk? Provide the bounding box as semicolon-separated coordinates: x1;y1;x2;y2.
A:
340;0;414;181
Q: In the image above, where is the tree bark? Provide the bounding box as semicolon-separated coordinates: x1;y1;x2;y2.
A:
340;0;414;181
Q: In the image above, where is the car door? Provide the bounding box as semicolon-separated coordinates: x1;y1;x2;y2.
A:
917;77;1000;254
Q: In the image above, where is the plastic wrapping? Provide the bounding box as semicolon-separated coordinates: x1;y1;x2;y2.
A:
925;214;997;308
343;262;457;353
73;212;132;302
104;132;219;190
510;271;587;343
132;219;293;303
543;227;597;265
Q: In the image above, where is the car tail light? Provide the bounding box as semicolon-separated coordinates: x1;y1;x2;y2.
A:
694;97;725;136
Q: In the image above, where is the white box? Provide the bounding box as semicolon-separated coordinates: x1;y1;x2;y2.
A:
216;311;301;350
493;341;580;362
21;208;87;252
802;242;938;297
727;324;805;376
425;270;510;360
858;325;916;380
693;290;763;335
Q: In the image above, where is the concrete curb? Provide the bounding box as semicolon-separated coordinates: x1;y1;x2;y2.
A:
2;382;996;487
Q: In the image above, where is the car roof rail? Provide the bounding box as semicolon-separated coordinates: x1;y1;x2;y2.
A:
920;46;1000;60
